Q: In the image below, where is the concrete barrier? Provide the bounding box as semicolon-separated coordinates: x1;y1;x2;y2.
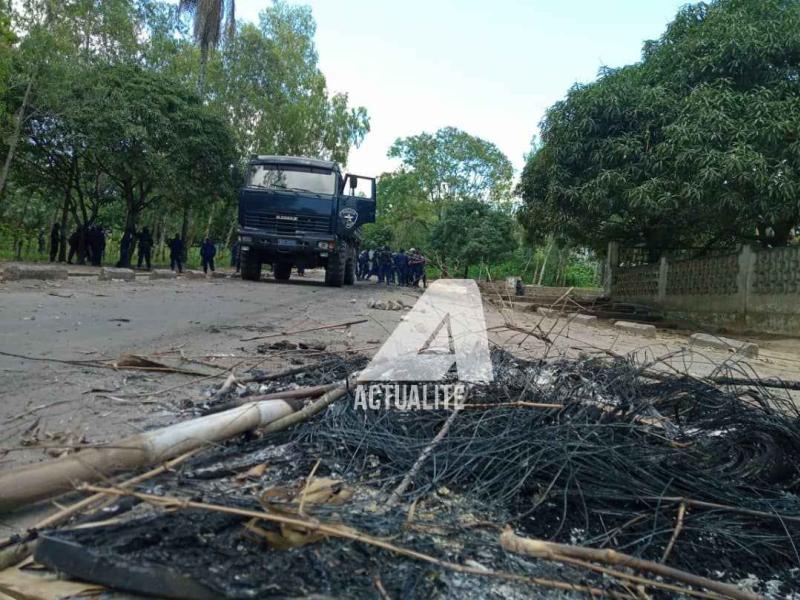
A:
150;269;177;280
2;263;68;281
614;321;657;337
183;270;208;280
98;267;135;282
689;333;759;358
570;314;598;324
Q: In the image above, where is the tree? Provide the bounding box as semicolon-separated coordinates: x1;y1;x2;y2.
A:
430;198;518;277
389;127;514;216
178;0;234;93
210;5;369;164
363;171;435;251
519;0;800;255
21;61;235;240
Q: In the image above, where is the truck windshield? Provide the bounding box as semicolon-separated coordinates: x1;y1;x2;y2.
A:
246;165;336;196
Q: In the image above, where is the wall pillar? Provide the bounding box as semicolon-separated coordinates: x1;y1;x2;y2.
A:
736;245;757;316
657;256;668;303
604;241;619;295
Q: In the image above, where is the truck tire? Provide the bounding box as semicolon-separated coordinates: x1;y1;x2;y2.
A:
325;245;347;287
274;262;292;281
344;249;356;285
241;255;262;281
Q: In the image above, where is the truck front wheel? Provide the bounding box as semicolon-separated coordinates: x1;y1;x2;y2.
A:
274;262;292;281
325;246;347;287
241;254;262;281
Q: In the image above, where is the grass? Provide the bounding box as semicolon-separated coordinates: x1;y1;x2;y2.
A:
0;243;237;270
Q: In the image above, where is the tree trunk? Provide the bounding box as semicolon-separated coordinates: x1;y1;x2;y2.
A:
158;213;167;262
205;210;213;238
225;217;237;248
198;45;208;96
463;264;469;278
769;221;794;247
58;190;70;262
538;237;553;285
181;204;190;261
0;78;33;201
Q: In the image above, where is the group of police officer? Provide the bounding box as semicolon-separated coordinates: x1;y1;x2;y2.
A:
357;246;427;287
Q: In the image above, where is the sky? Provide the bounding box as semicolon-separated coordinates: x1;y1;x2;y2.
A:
233;0;688;177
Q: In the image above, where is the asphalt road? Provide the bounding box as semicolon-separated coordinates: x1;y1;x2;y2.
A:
0;267;408;463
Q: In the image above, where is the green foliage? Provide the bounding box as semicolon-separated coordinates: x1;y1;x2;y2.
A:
0;0;369;260
430;198;517;276
363;171;435;251
208;4;369;166
0;5;16;127
389;126;514;214
519;0;800;253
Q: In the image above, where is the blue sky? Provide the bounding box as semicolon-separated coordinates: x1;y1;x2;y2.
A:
233;0;688;176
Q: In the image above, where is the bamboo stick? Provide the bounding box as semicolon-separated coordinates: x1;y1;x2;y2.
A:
500;529;761;600
0;399;299;512
0;449;200;570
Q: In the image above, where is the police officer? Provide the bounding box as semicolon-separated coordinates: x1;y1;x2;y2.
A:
137;227;153;270
378;246;393;284
49;224;60;262
230;240;240;272
393;249;408;286
117;227;134;268
169;234;184;273
200;237;216;274
96;226;106;265
357;249;369;280
408;248;427;288
67;227;80;264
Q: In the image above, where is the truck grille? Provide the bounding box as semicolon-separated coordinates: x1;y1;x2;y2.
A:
243;211;331;235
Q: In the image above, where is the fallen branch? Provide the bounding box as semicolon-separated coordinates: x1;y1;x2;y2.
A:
237;361;338;385
240;319;368;342
0;449;199;569
0;398;303;512
500;529;761;600
386;407;461;507
462;401;563;410
203;382;339;415
80;486;606;597
661;502;687;563
261;377;354;434
643;496;800;525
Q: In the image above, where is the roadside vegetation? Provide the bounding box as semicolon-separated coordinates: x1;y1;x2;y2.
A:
3;0;794;285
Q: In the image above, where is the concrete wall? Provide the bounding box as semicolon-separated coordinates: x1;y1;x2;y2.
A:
608;243;800;335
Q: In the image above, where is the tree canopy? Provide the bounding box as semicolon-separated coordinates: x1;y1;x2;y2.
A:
430;198;518;277
519;0;800;254
0;0;369;260
389;126;513;215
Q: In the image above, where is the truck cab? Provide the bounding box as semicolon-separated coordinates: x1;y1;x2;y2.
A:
237;155;376;287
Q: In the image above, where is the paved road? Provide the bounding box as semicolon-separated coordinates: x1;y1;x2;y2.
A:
2;264;798;537
0;268;407;458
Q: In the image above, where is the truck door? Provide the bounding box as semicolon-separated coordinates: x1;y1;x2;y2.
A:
337;174;376;235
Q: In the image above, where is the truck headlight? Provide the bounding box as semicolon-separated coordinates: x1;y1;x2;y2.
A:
240;236;253;243
318;241;334;250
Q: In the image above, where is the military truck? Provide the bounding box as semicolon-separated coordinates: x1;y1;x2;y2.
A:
237;156;376;287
